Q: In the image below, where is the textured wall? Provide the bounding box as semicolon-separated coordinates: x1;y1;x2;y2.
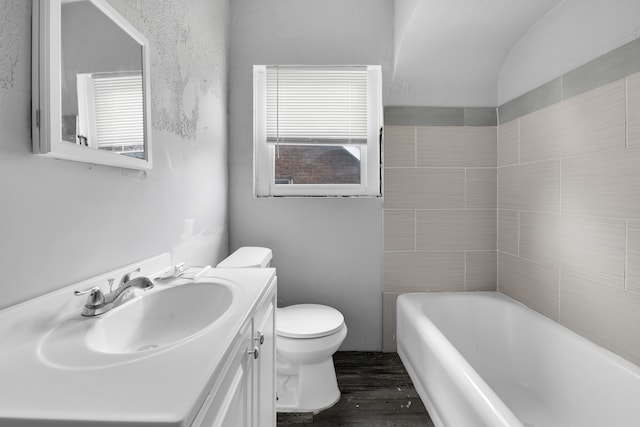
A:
0;0;229;308
229;0;392;351
498;71;640;366
0;0;29;90
382;112;497;351
108;0;227;140
390;0;561;107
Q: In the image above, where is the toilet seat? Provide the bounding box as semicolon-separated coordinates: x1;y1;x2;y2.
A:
277;304;344;339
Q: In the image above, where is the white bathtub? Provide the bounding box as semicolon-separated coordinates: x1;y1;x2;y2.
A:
397;292;640;427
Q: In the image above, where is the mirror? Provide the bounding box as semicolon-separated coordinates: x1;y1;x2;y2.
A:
32;0;152;170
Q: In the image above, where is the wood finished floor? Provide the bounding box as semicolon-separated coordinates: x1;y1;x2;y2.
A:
277;352;434;427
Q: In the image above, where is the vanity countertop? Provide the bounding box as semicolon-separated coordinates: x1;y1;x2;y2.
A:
0;257;276;427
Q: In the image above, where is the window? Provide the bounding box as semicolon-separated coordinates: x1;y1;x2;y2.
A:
253;65;382;197
76;72;145;158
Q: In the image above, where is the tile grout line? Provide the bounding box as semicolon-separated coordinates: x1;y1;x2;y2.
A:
385;166;497;169
386;208;498;211
497;123;501;292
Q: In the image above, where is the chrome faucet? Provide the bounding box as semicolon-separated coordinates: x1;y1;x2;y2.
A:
74;268;154;317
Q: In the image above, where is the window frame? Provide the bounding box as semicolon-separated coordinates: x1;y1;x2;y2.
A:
253;65;383;197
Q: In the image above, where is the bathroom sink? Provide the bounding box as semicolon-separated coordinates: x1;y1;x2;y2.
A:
86;282;233;354
38;280;236;368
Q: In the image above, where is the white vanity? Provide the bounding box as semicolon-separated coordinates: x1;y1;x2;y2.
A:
0;254;276;427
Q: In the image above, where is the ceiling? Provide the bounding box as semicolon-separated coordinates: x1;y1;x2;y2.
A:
390;0;563;106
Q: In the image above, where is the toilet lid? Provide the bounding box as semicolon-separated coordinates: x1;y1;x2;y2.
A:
277;304;344;339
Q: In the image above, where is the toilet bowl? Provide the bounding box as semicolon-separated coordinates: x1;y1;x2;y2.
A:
217;247;347;413
276;304;347;412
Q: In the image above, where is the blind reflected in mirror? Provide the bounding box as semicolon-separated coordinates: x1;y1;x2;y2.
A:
60;0;145;159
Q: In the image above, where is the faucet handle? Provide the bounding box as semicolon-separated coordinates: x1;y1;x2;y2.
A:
74;286;105;307
118;267;141;288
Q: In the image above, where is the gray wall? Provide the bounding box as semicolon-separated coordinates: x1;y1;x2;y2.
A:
0;0;230;309
229;0;393;350
61;1;142;116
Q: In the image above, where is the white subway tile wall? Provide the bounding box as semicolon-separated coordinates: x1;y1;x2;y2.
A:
383;42;640;365
518;80;626;163
498;252;560;321
383;125;497;350
497;72;640;366
497;118;519;166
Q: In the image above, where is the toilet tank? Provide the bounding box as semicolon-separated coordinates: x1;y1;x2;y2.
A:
216;247;273;268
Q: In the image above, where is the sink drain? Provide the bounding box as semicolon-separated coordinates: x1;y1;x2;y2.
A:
137;344;159;352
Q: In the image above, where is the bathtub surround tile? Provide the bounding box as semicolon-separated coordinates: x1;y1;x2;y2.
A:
519;80;626;163
382;292;401;352
416;126;497;167
384;126;415;168
466;168;497;209
562;37;640;100
518;212;562;266
382;108;497;357
626;221;640;294
384;251;465;292
498;78;562;125
463;107;498;127
628;73;640;148
498;37;640;124
497;210;518;255
519;212;626;289
466;251;497;291
560;272;640;367
384;210;415;252
384;106;497;127
493;37;640;367
498;252;559;321
416;210;496;251
384;106;464;126
497;119;519;167
562;147;640;219
384;168;466;210
497;160;561;213
559;216;626;288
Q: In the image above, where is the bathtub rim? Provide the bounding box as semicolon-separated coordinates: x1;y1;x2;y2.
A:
400;290;640;375
397;348;446;427
396;290;640;427
397;291;523;427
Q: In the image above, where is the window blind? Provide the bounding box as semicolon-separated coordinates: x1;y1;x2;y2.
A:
93;73;145;149
266;66;368;145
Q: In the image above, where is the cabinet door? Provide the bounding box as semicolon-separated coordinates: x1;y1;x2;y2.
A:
192;325;254;427
253;296;275;427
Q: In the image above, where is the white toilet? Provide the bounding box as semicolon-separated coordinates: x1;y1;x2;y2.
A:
217;247;347;413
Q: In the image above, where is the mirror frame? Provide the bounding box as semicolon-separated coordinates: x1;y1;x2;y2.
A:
32;0;153;170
